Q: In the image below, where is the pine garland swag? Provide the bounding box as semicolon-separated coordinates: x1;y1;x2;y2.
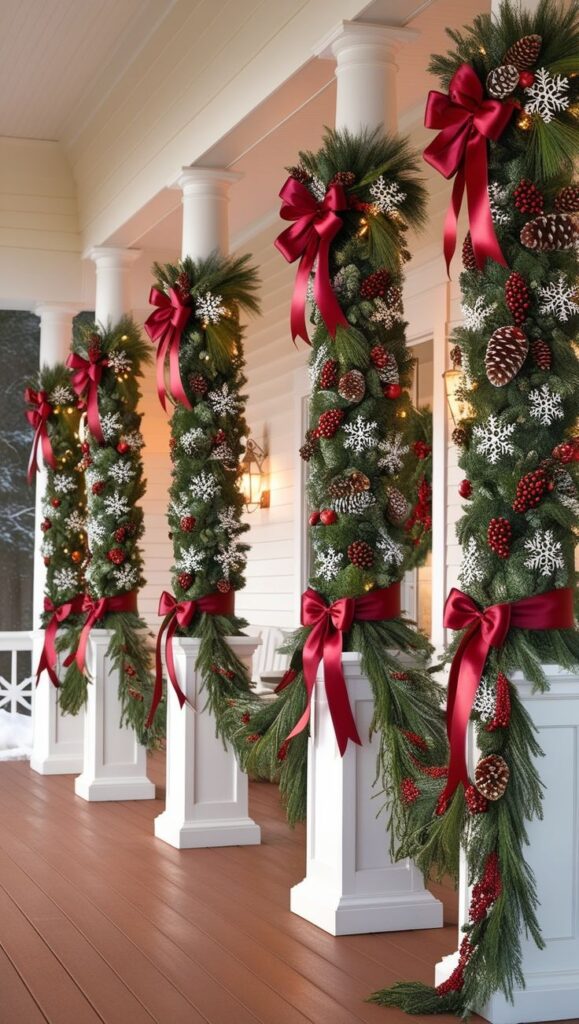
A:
58;319;163;748
146;253;261;741
375;1;579;1016
229;129;448;837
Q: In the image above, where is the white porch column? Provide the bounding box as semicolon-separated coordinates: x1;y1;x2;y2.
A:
74;246;154;802
31;303;86;775
290;22;442;936
154;165;260;848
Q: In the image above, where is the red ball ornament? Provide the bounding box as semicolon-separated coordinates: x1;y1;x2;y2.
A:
51;497;61;508
107;548;126;565
125;664;136;677
43;556;51;567
92;481;105;495
383;383;402;399
116;441;129;455
309;511;320;526
518;70;535;88
180;515;196;532
459;479;472;499
320;508;337;526
81;442;90;454
114;527;127;543
178;572;193;590
41;518;52;532
216;579;231;593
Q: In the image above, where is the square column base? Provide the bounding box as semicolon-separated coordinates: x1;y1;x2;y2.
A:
154;811;260;849
291;879;442;937
30;634;84;775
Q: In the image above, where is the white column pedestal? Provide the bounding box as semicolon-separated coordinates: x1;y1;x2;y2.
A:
154;636;261;849
30;633;84;774
74;630;154;802
291;652;443;935
435;666;579;1023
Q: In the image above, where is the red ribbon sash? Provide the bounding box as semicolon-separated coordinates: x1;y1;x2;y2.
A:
275;177;349;344
289;584;401;756
25;388;56;484
440;586;574;808
144;287;192;411
145;588;235;728
64;591;139;675
35;595;85;687
423;63;515;273
66;351;108;443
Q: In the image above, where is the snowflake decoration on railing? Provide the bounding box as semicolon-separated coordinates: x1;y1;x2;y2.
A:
538;274;579;322
208;383;241;417
370;297;403;329
331;491;377;515
369;176;407;214
218;506;244;534
103;491;130;517
377;433;410;474
472;413;516;465
107;350;132;375
462;296;497;331
177;547;205;573
53;474;77;495
190;471;220;501
472;677;496;721
100;412;123;441
343;416;379;454
112;565;138;591
195;291;227;325
180;428;206;455
376;530;404;566
215;543;245;580
528;384;564;426
524;528;564;577
459;537;485;588
314;545;343;582
49;384;74;407
65;511;85;532
108;460;135;485
524;67;569;124
53;567;78;593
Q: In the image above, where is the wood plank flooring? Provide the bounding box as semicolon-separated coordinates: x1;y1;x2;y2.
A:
0;755;558;1024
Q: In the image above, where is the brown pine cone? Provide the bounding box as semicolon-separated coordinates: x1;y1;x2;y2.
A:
503;33;542;70
485;325;529;387
330;170;356;188
386;487;409;525
486;64;519;98
338;369;365;402
530;338;551;370
474;754;510;801
462;232;477;271
189;374;208;395
521;213;579;252
554;184;579;214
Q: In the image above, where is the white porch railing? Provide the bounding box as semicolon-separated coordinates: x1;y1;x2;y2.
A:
0;631;34;716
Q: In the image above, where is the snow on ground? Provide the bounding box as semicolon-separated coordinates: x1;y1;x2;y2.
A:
0;710;32;760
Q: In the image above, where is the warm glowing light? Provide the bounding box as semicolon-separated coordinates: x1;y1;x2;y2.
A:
517;112;532;131
240;439;270;512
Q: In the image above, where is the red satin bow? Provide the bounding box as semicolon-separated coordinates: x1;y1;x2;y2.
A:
424;63;516;273
35;595;84;687
24;388;56;484
440;586;574;808
67;350;108;443
289;584;401;756
144;287;192;411
64;591;139;675
145;588;235;728
275;177;349;344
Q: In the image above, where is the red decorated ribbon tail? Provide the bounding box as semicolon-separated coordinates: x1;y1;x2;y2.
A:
274;668;297;694
25;389;56;484
64;591;139;675
144;287;192;411
35;596;84;687
66;353;106;444
313;222;349;339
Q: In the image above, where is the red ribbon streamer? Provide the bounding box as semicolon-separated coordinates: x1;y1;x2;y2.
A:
35;595;85;687
144;287;192;411
275;177;349;344
289;584;401;756
64;591;139;675
24;388;57;484
145;588;235;728
67;351;108;443
423;63;516;273
440;586;574;808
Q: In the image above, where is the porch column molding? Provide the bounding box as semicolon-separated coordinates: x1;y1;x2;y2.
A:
315;21;417;134
86;247;140;327
169;168;241;261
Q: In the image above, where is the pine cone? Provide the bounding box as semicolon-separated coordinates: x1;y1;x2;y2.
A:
189;374;208;395
319;359;338;389
452;426;468;447
486;64;519;98
361;269;390;299
462;232;477;271
521;213;579;252
487;516;512;559
505;271;531;325
347;540;374;568
317;408;344;438
530;338;552;370
513;178;544;215
504;33;542;69
386;487;409;525
485;325;529;387
450;344;463;367
330;170;356;188
386;285;403;309
299;440;316;462
288;164;310;185
329;470;371;497
338;369;366;402
474;754;510;801
554;184;579;214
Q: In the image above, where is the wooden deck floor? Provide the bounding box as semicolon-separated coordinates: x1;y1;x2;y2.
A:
0;754;534;1024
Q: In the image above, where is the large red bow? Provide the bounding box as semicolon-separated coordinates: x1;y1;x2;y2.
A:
35;595;84;687
145;588;235;728
24;388;56;484
67;350;107;443
275;177;349;344
288;584;401;756
144;287;192;411
439;586;574;809
424;63;516;273
64;591;139;676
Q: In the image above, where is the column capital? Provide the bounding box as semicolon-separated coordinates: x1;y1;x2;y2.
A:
314;21;418;62
34;302;80;322
169;166;242;196
84;246;141;267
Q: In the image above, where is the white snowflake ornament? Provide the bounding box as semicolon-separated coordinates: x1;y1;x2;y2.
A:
376;530;404;567
190;471;220;502
49;385;74;407
315;546;343;582
524;67;569;124
528;384;564;427
472;414;516;465
524;529;564;576
53;475;77;495
177;547;205;573
343;416;379;454
195;291;227;325
53;568;78;593
215;543;245;579
108;461;135;485
459;537;485;588
370;297;403;329
113;565;138;590
87;520;107;548
180;428;206;455
538;274;579;322
123;431;144;451
107;350;132;375
377;433;410;474
369;176;407;214
218;506;244;534
462;296;497;331
472;678;496;722
208;383;241;417
65;511;85;532
103;490;130;517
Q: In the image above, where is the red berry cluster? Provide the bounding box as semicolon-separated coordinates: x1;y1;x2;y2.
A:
178;572;193;590
189;374;208;395
400;778;421;805
319;359;338;389
241;711;251;724
435;938;473;996
124;664;136;677
512;466;550;512
360;268;390;299
553;438;579;463
465;783;489;815
513;178;544;215
505;271;531;325
469;852;502;923
369;344;389;368
216;579;231;593
92;481;105;495
487;516;512;559
400;729;428;752
128;687;144;702
180;515;196;532
315;408;344;439
347;540;374;568
487;672;511;730
412;440;431;460
107;548;126;565
114;527;127;543
247;733;261;744
411;757;448;779
213;429;226;446
277;739;290;762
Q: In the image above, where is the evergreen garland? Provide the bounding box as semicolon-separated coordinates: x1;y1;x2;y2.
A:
373;1;579;1015
58;319;162;749
398;406;433;571
225;129;448;835
145;253;261;739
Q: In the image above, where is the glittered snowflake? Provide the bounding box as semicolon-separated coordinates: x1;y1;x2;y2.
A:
315;545;343;582
331;491;376;515
87;520;107;548
180;428;206;455
103;490;130;517
190;471;220;501
49;384;74;406
108;460;135;485
528;384;564;427
472;414;516;465
177;547;205;573
376;530;404;566
472;678;496;721
107;350;131;375
100;412;122;441
53;474;77;495
195;291;226;325
53;567;78;593
308;175;326;202
377;433;410;473
524;529;564;577
524;67;569;124
208;383;241;416
123;431;144;450
41;538;55;557
65;511;85;532
309;344;330;386
215;543;245;579
112;565;138;591
218;506;244;534
459;537;485;588
369;176;407;214
488;182;510;225
343;416;379;454
538;274;579;322
462;296;496;331
170;493;192;519
370;296;403;329
210;442;236;467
